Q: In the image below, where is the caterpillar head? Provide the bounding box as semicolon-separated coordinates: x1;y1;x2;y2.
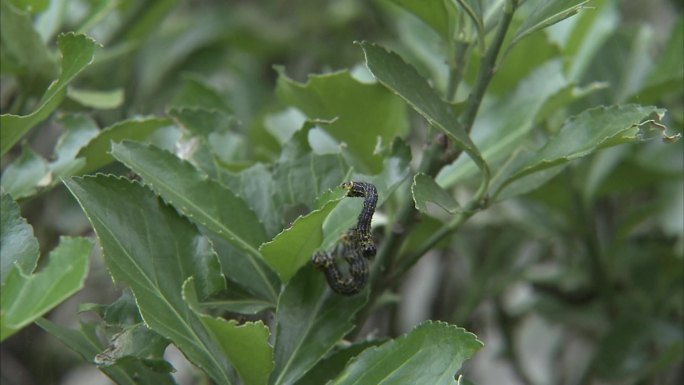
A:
341;181;368;197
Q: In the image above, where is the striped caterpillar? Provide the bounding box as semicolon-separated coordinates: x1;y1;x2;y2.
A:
311;231;368;295
311;181;377;296
341;181;377;258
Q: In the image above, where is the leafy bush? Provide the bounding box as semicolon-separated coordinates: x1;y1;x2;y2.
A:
1;0;682;384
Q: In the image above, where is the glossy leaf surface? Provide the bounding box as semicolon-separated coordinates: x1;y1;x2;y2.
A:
331;321;482;385
63;175;236;384
492;104;677;198
270;265;368;385
111;141;278;301
437;59;578;188
0;191;39;283
260;197;342;284
1;32;98;155
37;319;176;385
412;172;460;214
358;41;485;171
184;277;273;385
1;236;92;340
390;0;452;40
77;117;172;174
275;67;407;173
510;0;590;48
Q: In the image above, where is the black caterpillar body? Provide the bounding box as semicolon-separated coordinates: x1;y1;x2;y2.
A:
341;181;377;258
311;231;368;295
311;181;378;296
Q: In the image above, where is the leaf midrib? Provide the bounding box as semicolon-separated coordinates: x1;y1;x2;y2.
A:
122;153;278;301
90;214;233;385
273;290;327;385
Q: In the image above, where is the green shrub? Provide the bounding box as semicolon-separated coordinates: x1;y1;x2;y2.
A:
1;0;682;384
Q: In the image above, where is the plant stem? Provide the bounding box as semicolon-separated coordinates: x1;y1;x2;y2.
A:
348;140;446;339
389;205;472;283
384;0;519;277
445;41;470;102
350;0;519;337
460;0;517;133
370;140;446;284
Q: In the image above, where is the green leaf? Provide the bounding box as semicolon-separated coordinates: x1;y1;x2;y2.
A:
200;284;274;315
132;4;227;103
564;0;619;81
436;59;574;188
76;116;172;174
0;191;39;283
275;67;408;173
63;175;236;384
295;340;383;385
357;42;485;172
220;163;284;238
492;104;679;198
170;74;233;112
260;196;342;284
493;161;566;201
220;149;350;242
184;277;273;385
66;87;124;109
88;289;143;327
486;32;561;96
209;235;281;304
331;321;482;385
390;0;452;40
77;297;177;373
321;143;412;249
110;141;278;301
412;172;460;214
510;0;590;48
6;0;49;14
221;163;284;238
272;153;349;211
455;0;484;42
0;1;56;84
632;18;684;103
264;107;307;146
169;107;245;174
1;32;99;155
37;319;176;385
119;0;180;43
93;323;172;372
169;107;238;138
1;236;92;341
73;0;119;35
50;113;100;178
0;145;49;199
270;265;368;385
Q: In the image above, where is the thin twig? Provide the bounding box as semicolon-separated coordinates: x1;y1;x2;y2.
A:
446;41;471;102
460;0;517;133
390;1;518;279
349;0;520;338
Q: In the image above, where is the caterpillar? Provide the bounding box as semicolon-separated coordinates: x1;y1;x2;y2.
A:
311;231;368;295
311;181;377;296
341;181;378;258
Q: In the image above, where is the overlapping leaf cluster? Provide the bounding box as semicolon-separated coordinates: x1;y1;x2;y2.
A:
1;0;681;384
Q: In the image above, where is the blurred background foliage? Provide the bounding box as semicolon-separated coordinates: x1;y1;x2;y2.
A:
1;0;682;384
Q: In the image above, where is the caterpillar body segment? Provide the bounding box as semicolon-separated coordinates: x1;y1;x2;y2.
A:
342;181;378;238
311;233;368;295
311;181;378;295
